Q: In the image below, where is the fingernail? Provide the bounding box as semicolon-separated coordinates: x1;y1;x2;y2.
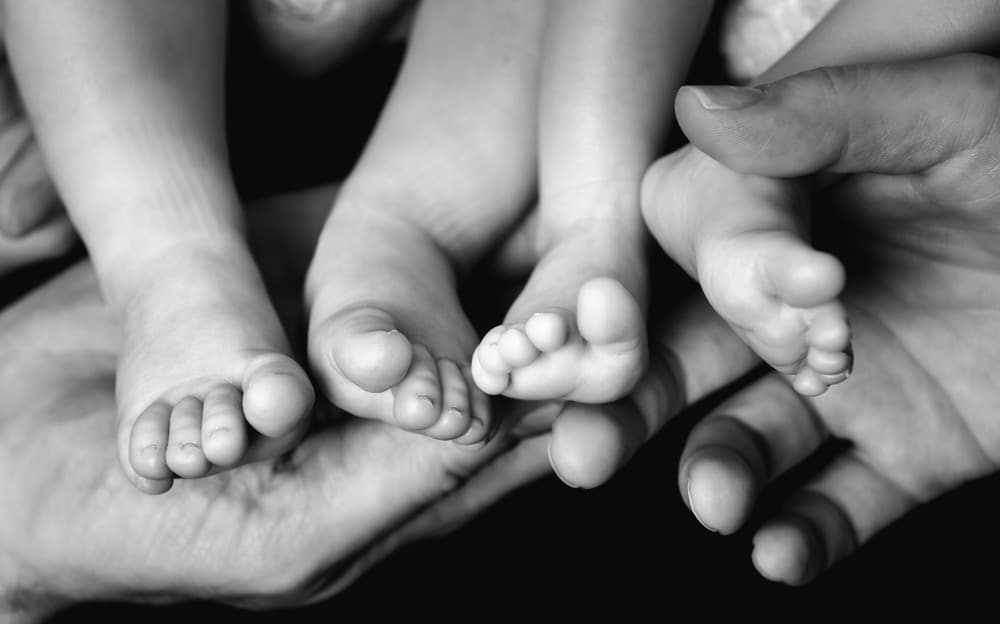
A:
685;85;766;111
548;440;579;489
687;477;717;533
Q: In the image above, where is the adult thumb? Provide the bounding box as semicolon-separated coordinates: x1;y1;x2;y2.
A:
675;54;1000;178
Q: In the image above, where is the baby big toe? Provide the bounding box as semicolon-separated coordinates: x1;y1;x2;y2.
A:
576;277;644;348
315;306;415;393
767;246;845;309
242;353;314;439
472;328;511;395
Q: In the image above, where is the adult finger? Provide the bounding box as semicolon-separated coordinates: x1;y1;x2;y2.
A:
297;433;552;605
675;53;1000;177
677;371;915;585
678;374;828;535
547;295;762;489
751;451;913;586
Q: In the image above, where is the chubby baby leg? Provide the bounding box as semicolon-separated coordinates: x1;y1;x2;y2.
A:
305;0;543;443
473;0;712;403
4;0;314;491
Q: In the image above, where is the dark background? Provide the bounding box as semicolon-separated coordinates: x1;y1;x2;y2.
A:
35;4;1000;619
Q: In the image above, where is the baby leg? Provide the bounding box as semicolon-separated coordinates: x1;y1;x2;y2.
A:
4;0;313;490
305;0;543;442
642;146;850;396
472;0;712;402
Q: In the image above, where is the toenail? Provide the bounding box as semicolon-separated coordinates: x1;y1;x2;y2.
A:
141;444;159;455
418;394;436;407
180;441;202;451
446;407;463;418
208;427;232;438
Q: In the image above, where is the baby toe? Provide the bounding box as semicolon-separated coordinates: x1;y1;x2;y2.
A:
806;310;851;353
525;311;571;353
807;348;850;376
497;326;540;368
129;402;172;480
242;352;315;438
201;384;248;467
471;350;510;395
792;369;828;397
393;344;443;430
165;396;211;478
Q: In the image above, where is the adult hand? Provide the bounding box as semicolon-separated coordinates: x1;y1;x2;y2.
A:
0;174;778;620
643;53;1000;584
0;186;559;623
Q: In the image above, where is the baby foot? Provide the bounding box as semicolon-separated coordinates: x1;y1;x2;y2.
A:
118;242;314;487
699;230;850;396
305;207;491;446
472;226;647;403
642;146;851;396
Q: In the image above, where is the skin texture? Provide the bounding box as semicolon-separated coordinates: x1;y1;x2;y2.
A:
4;0;317;487
472;0;712;403
9;1;1000;612
303;0;543;440
0;186;557;621
553;53;1000;586
0;184;769;621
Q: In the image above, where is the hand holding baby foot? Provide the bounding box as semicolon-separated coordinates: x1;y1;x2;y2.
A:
3;0;318;492
554;54;1000;584
0;189;555;620
669;55;1000;582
